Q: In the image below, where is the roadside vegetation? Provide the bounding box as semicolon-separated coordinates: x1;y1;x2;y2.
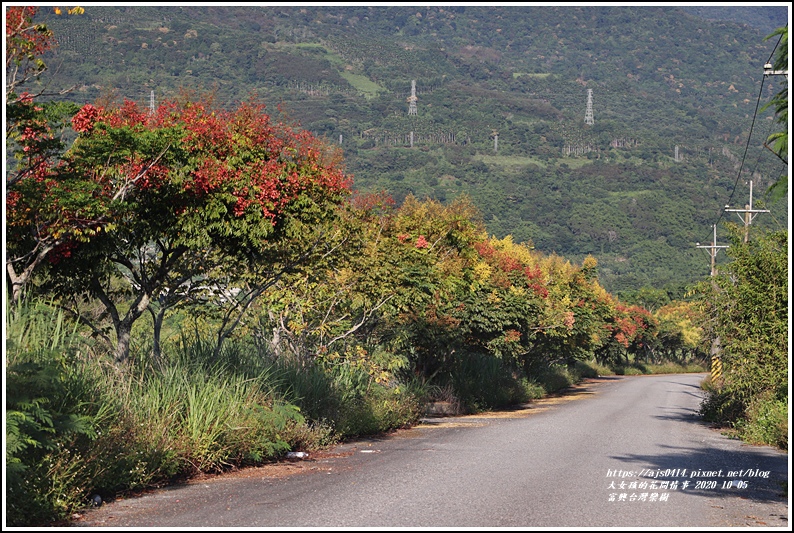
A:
4;7;784;527
695;26;788;452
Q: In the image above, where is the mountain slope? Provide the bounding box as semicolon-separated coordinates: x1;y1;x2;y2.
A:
34;5;789;298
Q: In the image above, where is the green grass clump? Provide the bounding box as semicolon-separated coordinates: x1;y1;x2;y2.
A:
442;351;532;412
534;364;577;394
644;362;707;374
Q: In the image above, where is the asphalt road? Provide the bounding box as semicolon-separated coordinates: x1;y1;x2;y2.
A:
74;373;789;528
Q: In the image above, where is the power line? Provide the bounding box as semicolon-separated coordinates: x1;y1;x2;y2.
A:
700;38;785;246
697;29;786;261
709;75;767;238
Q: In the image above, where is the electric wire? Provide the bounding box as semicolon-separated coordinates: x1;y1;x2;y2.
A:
700;27;786;247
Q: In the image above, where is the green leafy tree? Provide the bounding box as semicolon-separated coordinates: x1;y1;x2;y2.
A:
652;300;706;364
761;26;788;201
255;192;401;362
697;227;788;428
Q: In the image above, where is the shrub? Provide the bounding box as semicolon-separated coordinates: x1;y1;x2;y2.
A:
6;296;104;526
334;381;424;437
535;364;576;393
444;351;531;412
698;378;746;424
737;394;788;449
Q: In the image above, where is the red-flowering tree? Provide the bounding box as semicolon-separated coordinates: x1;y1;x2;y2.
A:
14;97;351;363
5;6;80;303
6;6;54;98
596;303;659;366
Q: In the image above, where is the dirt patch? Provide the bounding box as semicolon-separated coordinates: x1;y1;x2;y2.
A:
185;450;356;483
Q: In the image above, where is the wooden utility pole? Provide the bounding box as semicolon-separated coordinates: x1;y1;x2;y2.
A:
696;224;729;380
724;180;769;243
696;224;729;277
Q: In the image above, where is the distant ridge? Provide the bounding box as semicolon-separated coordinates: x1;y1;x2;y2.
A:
679;6;788;34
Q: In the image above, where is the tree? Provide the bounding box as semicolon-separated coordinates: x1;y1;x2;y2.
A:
6;97;81;304
697;227;788;421
761;26;788;201
5;6;83;304
5;6;55;98
653;300;705;364
254;191;400;363
15;97;350;363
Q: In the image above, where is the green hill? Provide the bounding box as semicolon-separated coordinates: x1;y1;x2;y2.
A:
34;5;789;299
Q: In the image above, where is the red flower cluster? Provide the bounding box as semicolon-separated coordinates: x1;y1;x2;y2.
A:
529;283;549;299
474;240;495;259
6;7;55;66
71;104;100;133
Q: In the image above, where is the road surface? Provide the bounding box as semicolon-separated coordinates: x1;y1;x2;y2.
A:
74;373;789;528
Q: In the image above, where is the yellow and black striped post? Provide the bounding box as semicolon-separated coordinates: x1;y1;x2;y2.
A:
711;355;722;382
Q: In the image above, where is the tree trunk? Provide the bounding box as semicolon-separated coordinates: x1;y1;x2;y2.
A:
114;322;133;364
150;306;166;368
111;297;150;365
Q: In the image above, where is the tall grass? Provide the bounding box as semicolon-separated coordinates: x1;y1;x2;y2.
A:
6;294;104;525
737;394;788;449
440;351;532;412
6;297;429;525
119;362;302;473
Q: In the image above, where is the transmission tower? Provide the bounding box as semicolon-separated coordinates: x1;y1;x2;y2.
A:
148;89;155;115
584;88;594;125
407;80;418;116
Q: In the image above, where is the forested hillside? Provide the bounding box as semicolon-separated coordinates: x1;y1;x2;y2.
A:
33;5;789;298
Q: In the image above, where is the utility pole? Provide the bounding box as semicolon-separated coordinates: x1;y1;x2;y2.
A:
696;224;728;381
763;62;788;79
763;61;788;159
724;180;769;243
696;224;729;277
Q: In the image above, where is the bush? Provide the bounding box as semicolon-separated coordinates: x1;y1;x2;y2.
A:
698;378;746;424
334;381;424;438
535;364;576;393
581;360;614;377
6;296;104;526
444;351;531;412
570;360;600;379
644;362;707;374
737;394;788;449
